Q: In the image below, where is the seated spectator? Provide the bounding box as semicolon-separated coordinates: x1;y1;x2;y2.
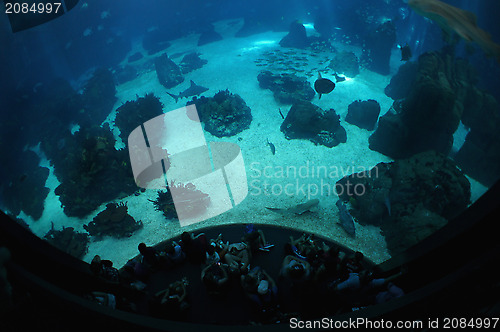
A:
138;243;160;269
280;255;311;284
242;224;274;252
205;244;220;266
286;233;323;260
375;282;404;304
339;251;365;277
201;262;229;296
155;278;190;311
164;240;185;265
224;242;250;274
241;266;278;308
180;231;208;264
90;255;119;283
210;233;229;261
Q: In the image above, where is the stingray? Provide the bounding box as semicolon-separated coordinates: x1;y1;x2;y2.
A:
408;0;500;62
314;73;335;99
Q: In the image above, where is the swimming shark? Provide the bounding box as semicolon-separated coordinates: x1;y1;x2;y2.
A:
167;80;209;102
408;0;500;62
335;200;356;237
266;198;319;215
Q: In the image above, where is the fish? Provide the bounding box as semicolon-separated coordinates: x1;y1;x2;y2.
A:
279;108;285;119
399;43;412;61
408;0;500;62
335;200;356;237
314;72;335;99
267;139;276;155
167;80;209;102
266;198;319;215
384;194;392;216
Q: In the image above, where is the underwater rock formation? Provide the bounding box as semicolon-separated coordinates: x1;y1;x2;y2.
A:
155;53;184;89
114;93;165;145
345;99;381;131
328;51;360;78
361;21;396;75
0;150;49;220
44;225;90;259
336;151;470;255
180;53;208;74
370;51;464;159
198;23;223;46
113;65;139;85
257;70;315;104
280;101;347;148
279;20;310;49
128;52;143;63
142;29;172;55
190;90;252;137
384;61;418;100
81;68;117;126
84;202;142;238
52;124;136;217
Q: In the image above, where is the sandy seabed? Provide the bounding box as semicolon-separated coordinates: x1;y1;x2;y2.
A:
21;19;488;268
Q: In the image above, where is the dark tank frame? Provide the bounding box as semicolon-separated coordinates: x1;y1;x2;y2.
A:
1;1;500;329
1;180;499;330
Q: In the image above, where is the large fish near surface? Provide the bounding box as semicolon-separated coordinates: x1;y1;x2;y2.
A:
266;198;319;215
335;200;356;237
408;0;500;62
167;80;209;102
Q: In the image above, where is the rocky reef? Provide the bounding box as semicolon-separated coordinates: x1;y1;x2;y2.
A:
190;90;252;137
345;99;380;131
374;49;500;186
279;20;310;49
84;202;142;238
280;101;347;148
361;21;396;75
80;68;117;126
114;93;165;145
370;50;463;159
44;225;90;259
0;150;49;220
336;151;471;255
257;70;315;104
180;52;208;74
155;53;184;89
328;51;360;78
50;124;136;217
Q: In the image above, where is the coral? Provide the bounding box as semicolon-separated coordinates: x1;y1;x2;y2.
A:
114;93;165;145
51;124;136;217
168;181;211;220
44;225;90;259
190;90;252;137
84;202;143;238
280;101;347;148
150;190;178;220
257;71;315;104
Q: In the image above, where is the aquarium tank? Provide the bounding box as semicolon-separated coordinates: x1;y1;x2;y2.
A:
1;0;499;329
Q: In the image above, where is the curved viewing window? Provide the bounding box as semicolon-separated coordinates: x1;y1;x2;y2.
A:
1;0;499;327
